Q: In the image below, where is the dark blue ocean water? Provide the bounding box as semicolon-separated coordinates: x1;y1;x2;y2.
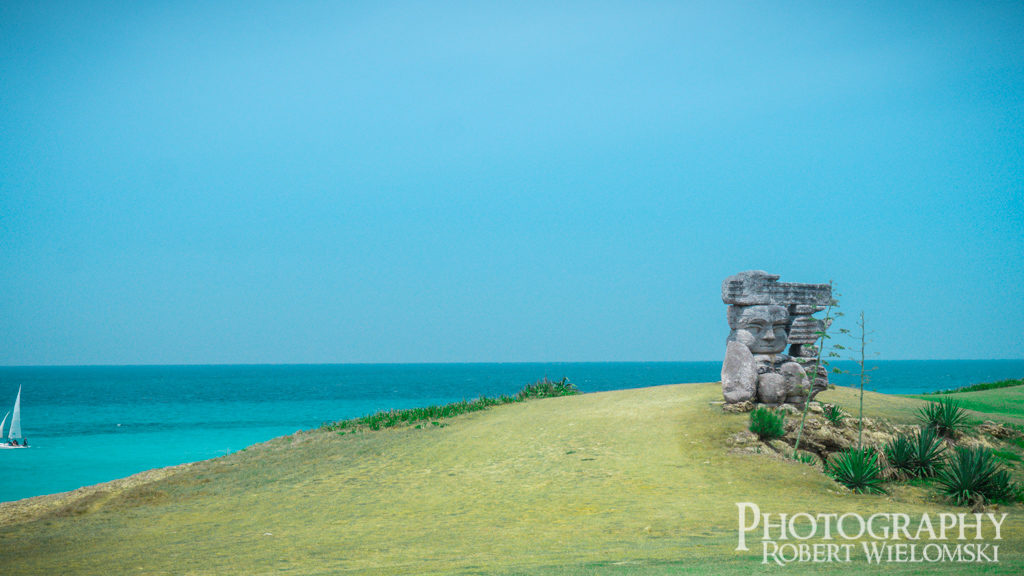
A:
1;360;1021;503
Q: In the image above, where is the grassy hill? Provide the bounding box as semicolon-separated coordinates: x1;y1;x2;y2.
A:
1;382;1022;575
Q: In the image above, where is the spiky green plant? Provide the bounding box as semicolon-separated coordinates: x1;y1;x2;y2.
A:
910;426;947;478
884;434;917;480
936;446;1019;506
749;406;786;440
884;427;946;479
917;397;970;438
823;404;846;425
825;447;886;494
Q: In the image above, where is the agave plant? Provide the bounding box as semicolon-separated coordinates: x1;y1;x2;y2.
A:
884;434;917;479
823;404;846;425
936;446;1019;506
916;397;970;438
825;447;887;494
911;426;947;478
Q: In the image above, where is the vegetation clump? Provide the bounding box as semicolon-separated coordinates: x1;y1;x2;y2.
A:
822;404;846;425
910;426;947;478
883;434;917;480
825;447;886;494
925;378;1024;395
323;377;578;433
749;406;786;440
884;427;946;480
917;396;970;438
516;376;578;400
936;446;1019;506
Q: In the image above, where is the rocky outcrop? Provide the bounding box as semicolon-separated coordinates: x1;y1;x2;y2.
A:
720;271;831;407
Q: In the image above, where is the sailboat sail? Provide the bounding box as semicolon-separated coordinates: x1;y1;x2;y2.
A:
0;411;8;439
9;386;22;440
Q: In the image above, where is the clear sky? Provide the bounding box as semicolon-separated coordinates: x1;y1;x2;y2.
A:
2;1;1022;365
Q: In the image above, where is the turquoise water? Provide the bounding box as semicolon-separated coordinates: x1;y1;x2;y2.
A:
1;360;1021;503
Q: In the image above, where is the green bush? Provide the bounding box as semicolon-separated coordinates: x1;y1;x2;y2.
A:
936;446;1019;506
911;426;947;478
884;434;917;479
823;404;846;425
917;397;970;438
886;427;946;479
749;406;786;440
517;377;578;400
825;447;887;494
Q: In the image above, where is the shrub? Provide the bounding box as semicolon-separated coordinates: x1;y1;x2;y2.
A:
825;447;887;494
884;434;917;479
823;404;847;425
917;397;970;438
749;406;786;440
517;377;579;400
911;426;947;478
936;446;1019;506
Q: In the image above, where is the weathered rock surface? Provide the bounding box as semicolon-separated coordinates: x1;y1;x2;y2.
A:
721;400;755;414
721;341;756;403
757;373;787;405
719;271;832;407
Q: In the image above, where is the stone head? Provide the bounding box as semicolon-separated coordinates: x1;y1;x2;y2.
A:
727;305;789;355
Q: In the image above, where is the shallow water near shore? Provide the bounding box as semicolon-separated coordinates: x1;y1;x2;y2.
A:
1;360;1021;502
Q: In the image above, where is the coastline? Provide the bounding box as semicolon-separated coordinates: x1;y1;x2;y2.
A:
1;381;1021;575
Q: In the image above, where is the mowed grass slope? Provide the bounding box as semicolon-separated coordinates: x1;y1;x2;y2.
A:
0;383;1022;576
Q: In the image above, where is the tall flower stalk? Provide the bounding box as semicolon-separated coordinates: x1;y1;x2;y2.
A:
792;283;838;458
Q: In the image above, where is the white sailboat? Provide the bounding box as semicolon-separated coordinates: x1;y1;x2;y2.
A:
1;386;26;449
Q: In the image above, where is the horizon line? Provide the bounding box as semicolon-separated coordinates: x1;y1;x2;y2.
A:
2;358;1024;369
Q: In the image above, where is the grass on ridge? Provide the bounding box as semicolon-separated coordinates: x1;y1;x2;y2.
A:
322;376;578;432
2;382;1023;576
923;377;1023;395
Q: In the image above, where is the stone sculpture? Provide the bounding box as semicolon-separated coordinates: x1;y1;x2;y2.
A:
720;271;832;407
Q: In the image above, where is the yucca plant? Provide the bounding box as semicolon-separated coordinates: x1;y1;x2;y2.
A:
917;397;970;438
749;406;786;440
823;404;846;425
911;426;947;478
884;434;917;479
937;446;1019;506
825;447;887;494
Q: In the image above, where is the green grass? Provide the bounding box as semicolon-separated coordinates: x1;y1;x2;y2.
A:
1;382;1022;575
924;377;1024;395
323;377;578;432
908;383;1024;424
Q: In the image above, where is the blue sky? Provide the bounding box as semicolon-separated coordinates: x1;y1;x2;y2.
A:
2;1;1022;365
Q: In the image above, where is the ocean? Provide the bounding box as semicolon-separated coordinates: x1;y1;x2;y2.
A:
1;360;1022;503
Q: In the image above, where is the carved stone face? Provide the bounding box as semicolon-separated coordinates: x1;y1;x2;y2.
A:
727;305;789;355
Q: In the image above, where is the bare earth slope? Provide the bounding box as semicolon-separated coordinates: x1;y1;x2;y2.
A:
1;383;1021;575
